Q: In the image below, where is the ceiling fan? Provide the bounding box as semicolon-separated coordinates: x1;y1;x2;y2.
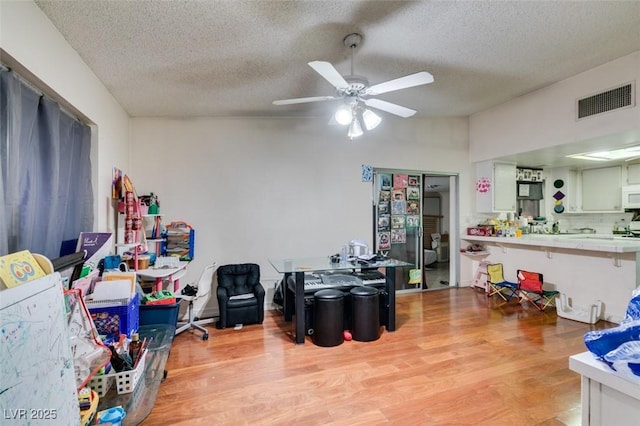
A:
273;33;434;138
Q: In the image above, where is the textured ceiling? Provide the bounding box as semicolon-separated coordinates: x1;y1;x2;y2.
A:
34;0;640;120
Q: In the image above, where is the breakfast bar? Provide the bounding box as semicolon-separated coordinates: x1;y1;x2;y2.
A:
461;234;640;323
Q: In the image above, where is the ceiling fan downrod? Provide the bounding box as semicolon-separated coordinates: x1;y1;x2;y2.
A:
343;33;362;77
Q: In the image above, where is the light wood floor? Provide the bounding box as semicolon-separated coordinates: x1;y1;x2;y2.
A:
143;288;614;425
424;261;450;290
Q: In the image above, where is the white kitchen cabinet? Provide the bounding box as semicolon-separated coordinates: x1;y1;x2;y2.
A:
475;161;516;213
626;163;640;185
549;167;579;213
581;165;622;211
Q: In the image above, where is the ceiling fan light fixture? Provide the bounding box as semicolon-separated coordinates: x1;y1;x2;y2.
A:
273;31;434;139
334;104;353;125
348;117;363;139
362;108;381;130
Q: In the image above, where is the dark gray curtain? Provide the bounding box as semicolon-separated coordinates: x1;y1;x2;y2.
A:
1;68;93;259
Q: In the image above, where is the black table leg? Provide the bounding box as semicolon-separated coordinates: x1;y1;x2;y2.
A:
385;266;396;331
294;271;305;344
283;272;293;322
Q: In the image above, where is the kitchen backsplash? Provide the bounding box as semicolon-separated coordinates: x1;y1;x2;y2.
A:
554;212;635;233
466;212;636;234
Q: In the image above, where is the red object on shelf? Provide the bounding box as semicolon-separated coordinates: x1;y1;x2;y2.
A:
467;226;494;236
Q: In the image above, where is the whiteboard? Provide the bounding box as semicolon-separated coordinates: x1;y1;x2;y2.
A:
0;273;80;425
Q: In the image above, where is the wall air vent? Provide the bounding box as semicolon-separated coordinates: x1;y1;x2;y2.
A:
576;82;634;120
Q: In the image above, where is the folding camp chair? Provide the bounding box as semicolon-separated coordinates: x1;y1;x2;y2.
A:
517;269;559;310
486;263;519;302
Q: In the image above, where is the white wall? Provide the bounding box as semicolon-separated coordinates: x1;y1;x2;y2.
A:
0;1;471;316
469;51;640;162
130;116;469;305
0;1;130;232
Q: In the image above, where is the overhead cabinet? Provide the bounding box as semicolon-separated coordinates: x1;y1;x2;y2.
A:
475;161;517;213
549;168;578;213
581;165;622;212
626;163;640;185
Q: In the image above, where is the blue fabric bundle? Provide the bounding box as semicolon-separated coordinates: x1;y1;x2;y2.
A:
583;290;640;379
624;291;640;322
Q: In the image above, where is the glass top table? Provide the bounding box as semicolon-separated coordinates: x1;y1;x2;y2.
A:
268;256;412;273
269;256;411;344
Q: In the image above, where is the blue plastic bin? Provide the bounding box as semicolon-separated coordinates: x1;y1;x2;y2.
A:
139;302;180;328
87;293;140;338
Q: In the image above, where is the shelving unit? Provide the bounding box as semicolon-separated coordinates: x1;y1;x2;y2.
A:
164;222;194;261
142;214;164;257
461;250;489;257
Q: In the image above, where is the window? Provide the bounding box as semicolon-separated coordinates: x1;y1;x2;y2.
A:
1;67;93;259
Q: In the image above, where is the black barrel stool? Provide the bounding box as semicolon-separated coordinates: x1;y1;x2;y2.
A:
312;289;344;347
350;286;380;342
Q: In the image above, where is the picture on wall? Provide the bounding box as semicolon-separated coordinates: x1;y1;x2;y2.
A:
391;189;406;201
406;215;420;228
378;215;390;231
378;202;390;215
391;200;406;215
406;200;420;215
112;166;123;199
391;215;406;229
378;232;390;250
408;175;419;186
407;186;420;200
379;190;391;202
393;174;409;188
391;229;406;244
379;174;392;190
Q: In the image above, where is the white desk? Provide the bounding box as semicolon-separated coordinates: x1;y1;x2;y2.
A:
137;261;189;292
569;351;640;426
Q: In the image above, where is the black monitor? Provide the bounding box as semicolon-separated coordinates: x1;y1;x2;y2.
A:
51;251;86;289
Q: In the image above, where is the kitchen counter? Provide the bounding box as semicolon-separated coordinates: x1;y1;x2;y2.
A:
462;234;640;253
460;234;640;323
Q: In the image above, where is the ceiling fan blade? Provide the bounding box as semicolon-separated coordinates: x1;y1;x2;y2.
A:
273;95;340;106
364;98;416;118
366;71;434;95
308;61;349;90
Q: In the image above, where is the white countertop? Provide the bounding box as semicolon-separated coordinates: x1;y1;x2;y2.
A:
462;234;640;253
136;261;189;278
569;351;640;399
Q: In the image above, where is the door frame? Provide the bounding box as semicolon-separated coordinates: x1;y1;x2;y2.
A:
371;168;459;292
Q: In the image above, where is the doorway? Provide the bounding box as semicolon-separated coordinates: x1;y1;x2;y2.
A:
372;169;458;292
423;175;453;290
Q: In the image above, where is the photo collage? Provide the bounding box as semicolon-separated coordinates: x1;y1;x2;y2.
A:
377;173;420;251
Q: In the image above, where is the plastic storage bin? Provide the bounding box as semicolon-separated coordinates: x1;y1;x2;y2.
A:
139;302;180;327
87;293;140;338
89;348;147;396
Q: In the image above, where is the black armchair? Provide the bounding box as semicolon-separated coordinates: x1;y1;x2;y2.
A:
216;263;265;329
